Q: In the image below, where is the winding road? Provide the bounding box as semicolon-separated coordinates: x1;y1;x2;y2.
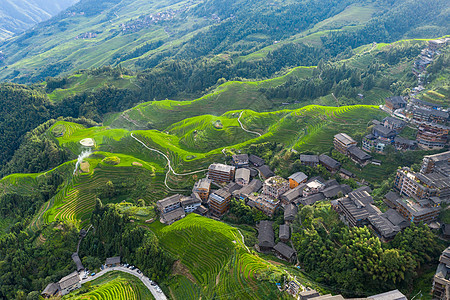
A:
80;266;167;300
238;111;262;137
131;133;208;191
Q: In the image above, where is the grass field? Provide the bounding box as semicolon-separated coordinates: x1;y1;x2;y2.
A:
63;271;154;300
145;214;290;300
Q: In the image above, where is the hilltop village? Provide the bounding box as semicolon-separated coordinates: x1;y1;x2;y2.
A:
155;147;449;298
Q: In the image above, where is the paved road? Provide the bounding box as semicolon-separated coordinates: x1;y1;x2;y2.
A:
80;266;167;300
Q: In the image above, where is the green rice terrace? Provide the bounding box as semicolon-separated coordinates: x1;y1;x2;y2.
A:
0;102;388;231
63;271;154;300
145;214;291;300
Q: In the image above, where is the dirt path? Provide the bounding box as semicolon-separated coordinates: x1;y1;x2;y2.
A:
238;111;262;137
131;133;208;191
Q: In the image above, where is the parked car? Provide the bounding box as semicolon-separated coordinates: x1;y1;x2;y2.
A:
137;270;142;274
150;281;156;286
130;266;136;270
91;273;96;276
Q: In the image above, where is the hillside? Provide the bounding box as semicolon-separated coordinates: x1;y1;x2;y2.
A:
144;214;292;299
0;0;448;82
0;0;78;40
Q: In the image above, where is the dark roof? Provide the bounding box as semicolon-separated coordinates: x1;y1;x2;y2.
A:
394;136;417;146
319;154;341;169
258;221;275;248
249;154;265;166
288;172;307;183
382;209;410;230
284;203;298;220
105;256;121;265
195;205;208;214
233;179;262;197
281;184;305;202
300;154;319;163
279;224;290;240
224;182;241;193
443;224;450;236
307;176;325;184
180;195;201;207
273;242;296;259
339;168;354;177
232;154;249;164
324;179;339;188
373;125;396;137
369;289;407;300
322;184;352;199
161;207;185;224
348;189;373;205
258;165;275;178
42;283;60;296
368;213;400;239
411;98;437;107
71;252;84;271
414;107;449;119
157;194;182;210
385;96;407;105
347;145;372;161
58;271;79;290
212;188;232;199
299;193;325;206
385;191;400;203
383;117;405;127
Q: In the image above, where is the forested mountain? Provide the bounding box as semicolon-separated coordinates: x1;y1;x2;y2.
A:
0;0;448;82
0;0;78;40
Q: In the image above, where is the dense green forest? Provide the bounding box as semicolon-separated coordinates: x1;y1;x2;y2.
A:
291;203;444;297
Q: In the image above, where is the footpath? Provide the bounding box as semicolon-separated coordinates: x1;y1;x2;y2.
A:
80;266;168;300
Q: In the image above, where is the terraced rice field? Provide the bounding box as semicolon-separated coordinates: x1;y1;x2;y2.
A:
150;214;284;300
30;156;166;230
63;271;154;300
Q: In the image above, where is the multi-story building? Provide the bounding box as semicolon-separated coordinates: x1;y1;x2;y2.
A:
412;108;449;124
362;134;387;153
372;124;396;142
429;39;449;51
385;96;407;112
208;188;232;217
192;178;212;203
288;172;308;189
395;197;440;224
303;180;325;197
235;168;250;186
416;122;449;148
347;145;372;165
157;194;183;213
394;136;417;151
421;151;450;175
208;163;235;183
382;117;406;132
247;194;280;216
333;133;357;155
432;246;450;300
232;154;249;168
300;154;319;167
262;176;289;200
319;154;341;172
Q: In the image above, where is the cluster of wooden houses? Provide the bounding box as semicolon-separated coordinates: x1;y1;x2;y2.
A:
382;93;449;150
42;252;121;298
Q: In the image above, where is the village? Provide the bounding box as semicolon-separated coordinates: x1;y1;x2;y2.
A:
154;144;449;298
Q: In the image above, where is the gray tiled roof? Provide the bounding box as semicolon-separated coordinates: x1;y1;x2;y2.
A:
258;221;274;248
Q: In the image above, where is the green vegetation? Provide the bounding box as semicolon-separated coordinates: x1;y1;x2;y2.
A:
64;271;154;300
147;214;287;299
292;203;444;297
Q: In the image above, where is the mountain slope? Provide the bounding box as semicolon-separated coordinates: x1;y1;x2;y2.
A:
0;0;78;40
0;0;448;83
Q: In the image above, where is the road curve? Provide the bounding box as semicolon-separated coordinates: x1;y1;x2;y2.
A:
130;133;208;191
80;266;167;300
238;111;262;137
